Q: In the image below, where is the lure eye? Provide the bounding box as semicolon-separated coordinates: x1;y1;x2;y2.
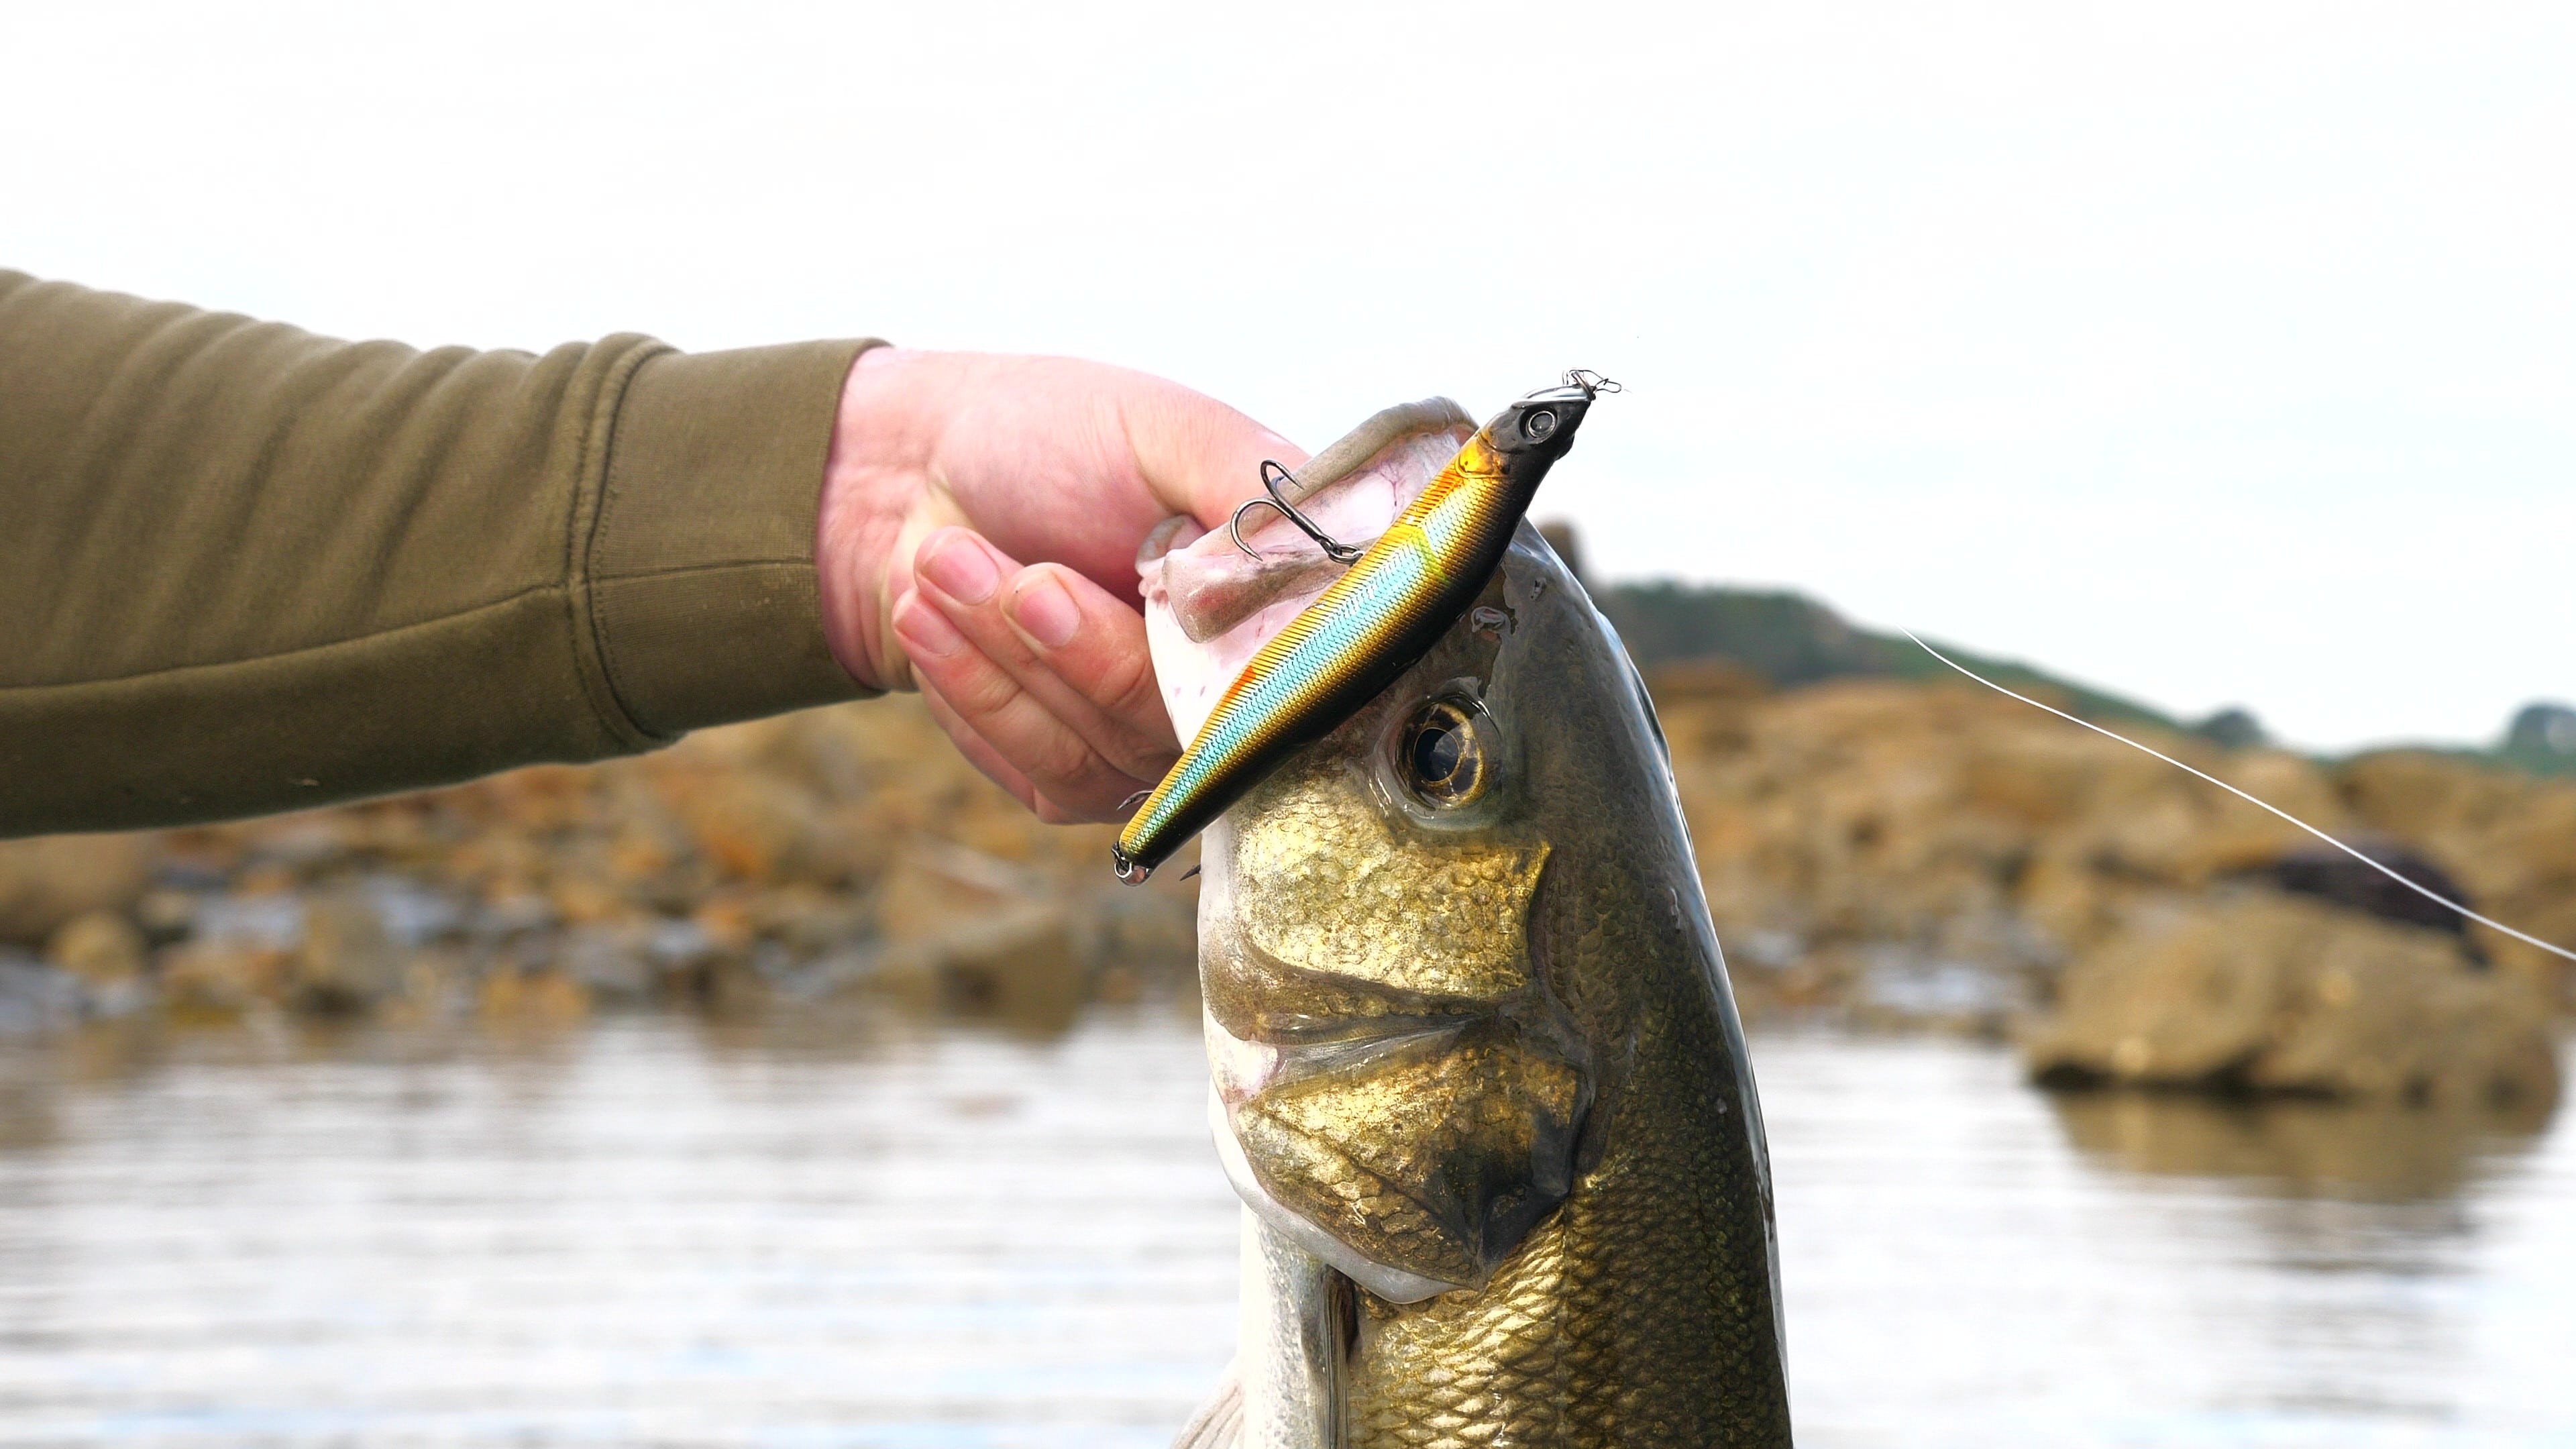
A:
1523;407;1558;442
1399;700;1489;808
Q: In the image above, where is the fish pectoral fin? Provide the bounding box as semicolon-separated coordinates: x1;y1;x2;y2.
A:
1171;1358;1244;1449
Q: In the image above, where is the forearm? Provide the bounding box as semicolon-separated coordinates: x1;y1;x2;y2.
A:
0;270;875;837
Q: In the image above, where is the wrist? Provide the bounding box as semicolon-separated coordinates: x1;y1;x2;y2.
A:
817;346;957;692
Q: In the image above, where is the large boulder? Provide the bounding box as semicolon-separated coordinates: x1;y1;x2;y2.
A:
2023;894;2559;1107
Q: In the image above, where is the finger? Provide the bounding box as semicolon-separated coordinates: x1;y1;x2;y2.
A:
914;527;1178;781
892;583;1157;822
916;677;1083;825
914;675;1041;812
1120;380;1312;535
1002;562;1179;764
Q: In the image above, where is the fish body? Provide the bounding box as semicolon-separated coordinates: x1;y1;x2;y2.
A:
1148;417;1793;1447
1114;381;1597;883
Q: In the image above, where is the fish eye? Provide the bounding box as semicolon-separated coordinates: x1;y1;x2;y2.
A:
1399;699;1488;808
1522;407;1558;441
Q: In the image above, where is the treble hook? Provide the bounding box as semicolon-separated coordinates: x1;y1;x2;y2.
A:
1230;460;1364;565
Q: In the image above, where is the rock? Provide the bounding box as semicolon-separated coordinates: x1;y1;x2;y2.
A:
1644;658;1770;705
2259;837;2477;941
0;951;86;1037
1093;888;1199;994
0;835;156;945
478;967;590;1025
560;922;658;1002
654;766;845;884
292;888;404;1014
2047;1085;2555;1199
158;941;290;1018
131;889;201;947
873;904;1087;1035
2023;894;2559;1108
46;911;146;987
2334;751;2576;1000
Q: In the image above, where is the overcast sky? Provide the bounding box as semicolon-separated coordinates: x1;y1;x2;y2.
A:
7;1;2569;749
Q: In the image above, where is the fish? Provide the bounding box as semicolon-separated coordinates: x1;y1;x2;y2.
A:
1112;375;1611;884
1140;406;1794;1448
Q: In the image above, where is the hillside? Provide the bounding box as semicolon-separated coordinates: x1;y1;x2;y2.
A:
1585;574;2571;775
1591;578;2193;733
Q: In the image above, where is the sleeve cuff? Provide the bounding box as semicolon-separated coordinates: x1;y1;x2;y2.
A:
585;336;883;739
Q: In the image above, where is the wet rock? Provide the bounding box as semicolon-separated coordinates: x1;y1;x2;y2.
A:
131;889;202;947
2334;751;2576;999
2259;838;2477;941
158;941;290;1018
292;888;404;1015
356;875;466;947
656;767;846;884
2049;1083;2555;1200
870;905;1087;1034
193;892;307;951
561;922;659;1002
2023;895;2559;1108
474;892;558;942
0;953;85;1037
478;967;589;1024
0;835;156;945
1094;888;1197;989
46;911;147;988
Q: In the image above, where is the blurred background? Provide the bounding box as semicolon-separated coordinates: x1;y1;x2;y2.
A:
3;2;2571;1445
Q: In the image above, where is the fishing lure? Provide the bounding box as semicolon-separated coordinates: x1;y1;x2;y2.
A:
1112;371;1614;883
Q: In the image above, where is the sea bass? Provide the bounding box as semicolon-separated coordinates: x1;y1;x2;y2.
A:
1140;403;1794;1448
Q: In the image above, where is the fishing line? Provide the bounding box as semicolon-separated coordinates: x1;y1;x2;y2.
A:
1902;629;2576;966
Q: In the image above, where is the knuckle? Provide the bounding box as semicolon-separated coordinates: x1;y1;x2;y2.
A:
1092;645;1161;717
942;657;1026;718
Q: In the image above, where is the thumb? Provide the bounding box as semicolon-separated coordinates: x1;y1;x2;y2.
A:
1124;385;1311;532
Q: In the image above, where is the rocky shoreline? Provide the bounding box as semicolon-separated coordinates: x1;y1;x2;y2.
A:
3;676;2567;1110
1657;667;2567;1107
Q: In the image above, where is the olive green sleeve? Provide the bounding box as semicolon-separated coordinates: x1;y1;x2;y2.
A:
0;270;879;837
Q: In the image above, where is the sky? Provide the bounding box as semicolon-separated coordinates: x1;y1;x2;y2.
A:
5;1;2569;750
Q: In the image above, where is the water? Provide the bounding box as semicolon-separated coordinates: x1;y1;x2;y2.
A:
0;1012;2565;1448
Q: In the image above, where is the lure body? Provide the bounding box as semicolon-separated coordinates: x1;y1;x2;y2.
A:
1114;378;1599;882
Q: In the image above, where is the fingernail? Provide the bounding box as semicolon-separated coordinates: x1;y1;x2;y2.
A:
892;590;966;659
919;532;1000;604
1009;572;1081;649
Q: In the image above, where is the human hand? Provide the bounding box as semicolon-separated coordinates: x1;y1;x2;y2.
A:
816;348;1303;823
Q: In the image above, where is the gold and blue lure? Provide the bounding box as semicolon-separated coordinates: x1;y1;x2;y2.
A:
1113;372;1615;883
